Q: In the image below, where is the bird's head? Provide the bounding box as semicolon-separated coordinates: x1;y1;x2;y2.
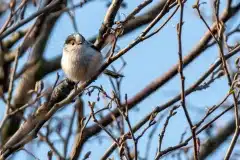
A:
63;33;86;53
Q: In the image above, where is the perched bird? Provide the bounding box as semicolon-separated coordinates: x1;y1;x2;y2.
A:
61;33;122;82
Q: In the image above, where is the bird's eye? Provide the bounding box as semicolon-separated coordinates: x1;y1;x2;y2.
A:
70;40;75;45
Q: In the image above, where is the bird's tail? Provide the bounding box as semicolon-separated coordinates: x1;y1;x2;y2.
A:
103;69;124;78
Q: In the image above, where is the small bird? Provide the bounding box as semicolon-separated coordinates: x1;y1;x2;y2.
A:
61;33;122;82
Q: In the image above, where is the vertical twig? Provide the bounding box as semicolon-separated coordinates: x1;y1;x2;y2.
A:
155;106;179;159
63;106;76;158
7;49;20;112
114;93;138;160
193;1;239;159
177;0;199;159
0;49;20;130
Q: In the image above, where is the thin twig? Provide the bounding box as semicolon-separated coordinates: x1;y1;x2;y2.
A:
193;2;239;159
177;1;198;159
0;0;61;40
63;106;76;158
0;49;20;130
121;0;153;25
156;106;178;157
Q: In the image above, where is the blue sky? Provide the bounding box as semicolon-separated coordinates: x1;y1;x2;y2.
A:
1;0;240;159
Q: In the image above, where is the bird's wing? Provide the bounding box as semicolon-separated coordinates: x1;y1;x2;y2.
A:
89;43;101;52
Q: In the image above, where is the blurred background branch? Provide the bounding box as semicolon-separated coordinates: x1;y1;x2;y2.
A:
0;0;239;159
